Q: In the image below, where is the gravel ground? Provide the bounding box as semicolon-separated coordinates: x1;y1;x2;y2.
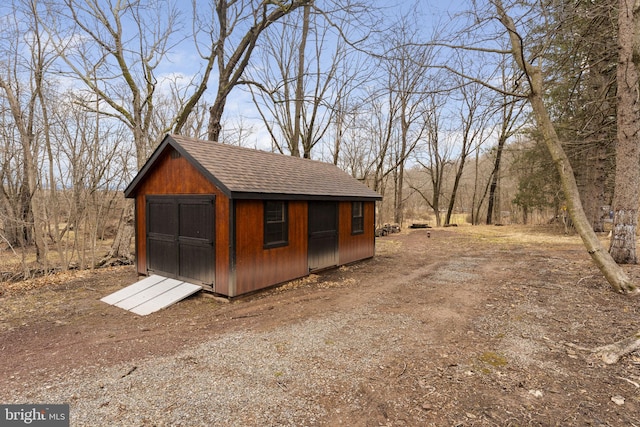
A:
10;308;419;426
4;227;640;426
5;239;473;426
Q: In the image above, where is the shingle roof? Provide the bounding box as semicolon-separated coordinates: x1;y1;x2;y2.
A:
125;134;381;201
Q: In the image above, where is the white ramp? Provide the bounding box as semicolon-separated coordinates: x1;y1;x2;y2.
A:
101;275;201;315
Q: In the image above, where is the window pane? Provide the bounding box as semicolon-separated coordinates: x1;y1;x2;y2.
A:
352;202;364;234
264;201;288;246
353;201;362;217
266;203;284;223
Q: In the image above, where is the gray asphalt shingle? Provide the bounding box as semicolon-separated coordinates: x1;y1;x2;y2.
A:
167;134;381;200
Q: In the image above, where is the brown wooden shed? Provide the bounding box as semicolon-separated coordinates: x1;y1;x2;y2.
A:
124;134;382;297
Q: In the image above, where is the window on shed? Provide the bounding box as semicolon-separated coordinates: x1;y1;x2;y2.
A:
264;201;288;248
352;201;364;234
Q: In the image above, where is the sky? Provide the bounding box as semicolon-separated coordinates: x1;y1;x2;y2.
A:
0;0;484;159
147;0;474;152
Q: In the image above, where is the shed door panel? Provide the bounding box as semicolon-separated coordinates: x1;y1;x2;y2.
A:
147;199;179;276
146;196;215;286
177;198;215;284
308;202;338;271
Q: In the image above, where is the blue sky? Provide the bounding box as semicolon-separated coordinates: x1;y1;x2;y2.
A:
148;0;474;151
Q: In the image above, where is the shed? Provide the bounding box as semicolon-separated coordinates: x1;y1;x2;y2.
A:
124;134;382;297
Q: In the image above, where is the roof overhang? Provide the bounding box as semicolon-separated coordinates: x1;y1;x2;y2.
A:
124;133;383;202
229;192;382;201
124;134;233;199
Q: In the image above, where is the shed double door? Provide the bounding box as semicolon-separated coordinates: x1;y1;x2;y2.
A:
308;201;338;271
146;195;215;286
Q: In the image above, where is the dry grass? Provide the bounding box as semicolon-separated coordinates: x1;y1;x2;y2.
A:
0;235;129;281
453;224;585;246
457;224;623;254
375;237;404;256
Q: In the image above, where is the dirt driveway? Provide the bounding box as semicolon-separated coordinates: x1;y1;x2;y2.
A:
1;226;639;426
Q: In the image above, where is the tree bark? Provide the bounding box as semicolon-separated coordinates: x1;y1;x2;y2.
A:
496;1;637;294
609;0;640;264
205;1;312;142
208;93;227;142
592;331;640;364
98;203;134;266
21;134;47;267
487;133;507;224
445;162;465;225
567;331;640;364
290;4;310;157
0;75;47;268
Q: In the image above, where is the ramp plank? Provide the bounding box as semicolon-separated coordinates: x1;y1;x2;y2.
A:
101;275;202;315
115;277;183;310
130;283;202;316
100;275;166;305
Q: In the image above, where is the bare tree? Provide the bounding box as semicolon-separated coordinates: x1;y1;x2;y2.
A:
484;108;517;225
444;75;494;226
49;93;130;269
43;0;183;262
292;3;311;157
384;20;433;227
492;0;636;294
172;0;312;142
409;94;453;227
484;68;525;225
337;104;375;180
366;87;396;196
0;0;57;272
247;5;349;157
46;0;180;167
329;77;361;166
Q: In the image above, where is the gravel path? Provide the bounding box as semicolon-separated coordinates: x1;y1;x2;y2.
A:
7;228;639;426
5;237;480;426
10;307;422;426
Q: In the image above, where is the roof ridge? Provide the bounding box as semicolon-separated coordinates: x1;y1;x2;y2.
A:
168;133;333;167
121;133;381;200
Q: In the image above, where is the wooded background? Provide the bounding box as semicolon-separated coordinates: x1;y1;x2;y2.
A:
0;0;633;282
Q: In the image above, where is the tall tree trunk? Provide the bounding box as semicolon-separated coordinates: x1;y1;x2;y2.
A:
487;135;507;224
496;1;637;294
394;118;409;226
332;101;343;165
445;160;466;225
433;193;442;227
580;143;609;233
609;0;640;264
0;191;20;247
290;4;310;157
203;1;313;143
22;134;47;267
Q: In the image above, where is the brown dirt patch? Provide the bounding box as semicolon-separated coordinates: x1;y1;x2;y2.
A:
1;225;640;425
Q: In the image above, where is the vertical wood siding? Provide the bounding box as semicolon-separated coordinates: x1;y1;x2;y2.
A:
234;200;308;295
338;201;376;265
132;149;230;294
131;145;378;297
